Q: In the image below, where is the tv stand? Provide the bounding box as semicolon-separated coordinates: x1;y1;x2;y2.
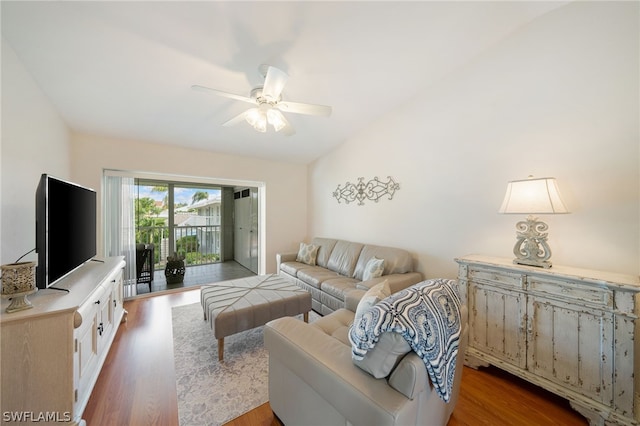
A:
0;257;125;426
48;286;71;293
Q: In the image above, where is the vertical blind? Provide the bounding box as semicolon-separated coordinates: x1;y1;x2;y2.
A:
103;174;137;298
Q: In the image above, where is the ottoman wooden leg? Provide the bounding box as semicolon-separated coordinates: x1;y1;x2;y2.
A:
304;312;309;323
218;338;224;361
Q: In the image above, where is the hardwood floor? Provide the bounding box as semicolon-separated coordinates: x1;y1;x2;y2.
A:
83;288;199;425
84;288;588;426
135;260;256;295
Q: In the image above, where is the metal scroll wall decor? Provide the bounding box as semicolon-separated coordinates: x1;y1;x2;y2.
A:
333;176;400;206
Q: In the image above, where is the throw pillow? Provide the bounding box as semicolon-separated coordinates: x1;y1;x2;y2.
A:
353;280;390;328
353;332;411;379
351;280;410;379
362;257;385;281
296;242;319;266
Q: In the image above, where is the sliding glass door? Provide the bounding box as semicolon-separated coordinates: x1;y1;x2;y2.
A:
135;179;222;268
104;169;264;297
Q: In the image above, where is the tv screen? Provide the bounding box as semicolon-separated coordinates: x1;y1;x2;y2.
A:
36;174;97;289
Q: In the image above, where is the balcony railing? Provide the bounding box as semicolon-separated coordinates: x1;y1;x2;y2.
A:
137;224;221;267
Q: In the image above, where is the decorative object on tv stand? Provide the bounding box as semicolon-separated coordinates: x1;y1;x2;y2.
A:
498;175;569;268
333;176;400;206
1;262;37;313
165;253;186;284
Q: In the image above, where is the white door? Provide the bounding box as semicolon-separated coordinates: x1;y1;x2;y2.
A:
249;188;258;273
234;188;258;273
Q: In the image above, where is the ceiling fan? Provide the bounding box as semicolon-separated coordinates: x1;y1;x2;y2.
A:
192;65;332;136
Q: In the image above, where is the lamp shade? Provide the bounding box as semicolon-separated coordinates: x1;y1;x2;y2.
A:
499;177;569;214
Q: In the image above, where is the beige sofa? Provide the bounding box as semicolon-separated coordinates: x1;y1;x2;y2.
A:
264;290;469;426
277;237;423;315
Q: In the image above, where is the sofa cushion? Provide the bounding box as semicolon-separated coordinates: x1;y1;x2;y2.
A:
327;240;364;277
311;308;353;346
353;332;411;379
310;238;338;268
353;280;390;328
362;257;385;281
321;277;360;302
297;267;341;289
280;261;313;278
296;242;319;266
353;245;414;280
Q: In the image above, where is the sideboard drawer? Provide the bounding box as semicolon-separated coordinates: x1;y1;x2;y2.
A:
528;277;612;307
468;268;522;289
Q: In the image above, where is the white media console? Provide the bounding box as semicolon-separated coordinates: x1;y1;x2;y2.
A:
1;257;125;425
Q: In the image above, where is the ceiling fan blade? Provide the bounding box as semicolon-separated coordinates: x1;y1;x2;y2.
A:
277;101;332;117
191;85;254;104
262;66;288;101
222;110;249;127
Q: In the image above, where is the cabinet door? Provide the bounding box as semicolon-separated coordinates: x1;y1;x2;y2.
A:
96;286;114;355
468;282;527;368
75;306;99;411
112;270;124;322
527;296;613;405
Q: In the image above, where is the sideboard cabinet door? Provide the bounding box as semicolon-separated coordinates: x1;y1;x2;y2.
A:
526;295;614;405
468;280;527;369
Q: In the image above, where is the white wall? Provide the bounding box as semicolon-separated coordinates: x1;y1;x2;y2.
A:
1;38;70;265
70;133;307;274
308;2;639;278
0;36;307;274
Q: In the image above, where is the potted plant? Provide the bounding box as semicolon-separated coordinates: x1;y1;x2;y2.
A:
164;252;185;284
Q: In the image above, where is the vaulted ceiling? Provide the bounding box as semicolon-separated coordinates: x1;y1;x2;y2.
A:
1;1;566;163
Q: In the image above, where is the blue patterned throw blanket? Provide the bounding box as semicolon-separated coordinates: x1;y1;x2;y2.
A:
348;279;462;402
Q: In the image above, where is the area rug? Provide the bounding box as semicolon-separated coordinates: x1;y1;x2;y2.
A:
171;302;318;425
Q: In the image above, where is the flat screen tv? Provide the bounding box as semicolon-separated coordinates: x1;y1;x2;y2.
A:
35;174;97;289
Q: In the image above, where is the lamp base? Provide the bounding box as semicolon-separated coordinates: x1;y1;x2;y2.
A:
512;215;553;269
513;258;552;269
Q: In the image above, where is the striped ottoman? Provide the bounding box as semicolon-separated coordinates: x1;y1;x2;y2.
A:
200;274;312;361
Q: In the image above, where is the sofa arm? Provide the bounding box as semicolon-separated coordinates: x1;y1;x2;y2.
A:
388;353;428;399
357;272;423;295
391;307;469;403
265;316;410;425
345;289;366;312
276;252;297;273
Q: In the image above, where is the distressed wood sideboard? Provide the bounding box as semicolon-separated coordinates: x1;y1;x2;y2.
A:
455;255;640;426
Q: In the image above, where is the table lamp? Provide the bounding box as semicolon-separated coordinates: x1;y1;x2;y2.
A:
499;176;569;268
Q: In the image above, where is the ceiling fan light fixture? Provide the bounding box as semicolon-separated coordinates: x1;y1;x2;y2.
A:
245;108;261;127
194;64;331;136
267;109;286;132
254;119;267;132
245;107;268;132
